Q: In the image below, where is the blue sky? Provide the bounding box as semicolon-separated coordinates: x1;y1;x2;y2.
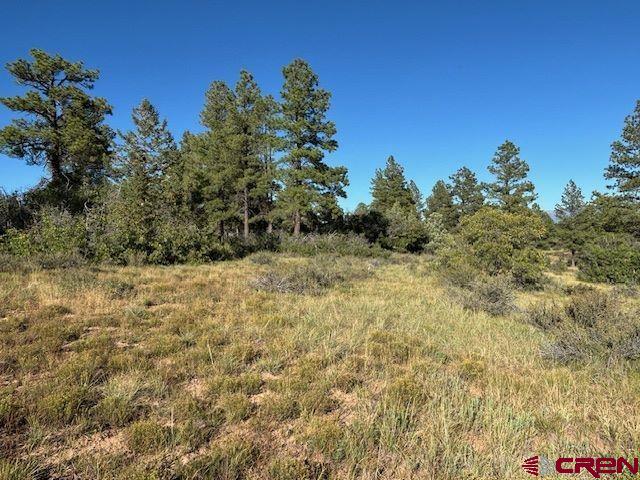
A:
1;0;639;211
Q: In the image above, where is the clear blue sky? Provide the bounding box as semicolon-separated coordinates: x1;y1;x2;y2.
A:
1;0;639;211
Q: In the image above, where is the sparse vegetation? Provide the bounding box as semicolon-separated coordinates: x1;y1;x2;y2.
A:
1;255;639;478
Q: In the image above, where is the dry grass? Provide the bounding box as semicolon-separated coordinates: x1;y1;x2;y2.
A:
1;254;639;479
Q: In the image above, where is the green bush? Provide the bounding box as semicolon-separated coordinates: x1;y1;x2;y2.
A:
380;203;429;252
1;208;87;267
279;233;386;257
455;207;548;288
577;233;640;284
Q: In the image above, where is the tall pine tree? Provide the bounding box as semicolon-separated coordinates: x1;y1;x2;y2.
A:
0;49;114;210
555;180;585;220
408;180;425;219
485;140;536;211
450;166;484;217
605;100;640;200
278;59;347;235
426;180;458;229
115;99;176;253
229;71;279;239
370;156;415;213
197;80;239;238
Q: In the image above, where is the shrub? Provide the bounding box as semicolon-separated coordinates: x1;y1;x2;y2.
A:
524;302;564;331
532;290;640;363
577;233;640;284
457;275;516;316
251;259;367;295
1;208;86;258
380;203;428;253
279;233;386;257
457;207;547;288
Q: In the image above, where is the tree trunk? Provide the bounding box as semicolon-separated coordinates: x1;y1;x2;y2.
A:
219;219;225;240
243;188;250;240
293;210;301;236
266;220;273;234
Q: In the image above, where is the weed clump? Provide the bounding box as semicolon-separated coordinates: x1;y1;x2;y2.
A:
267;457;329;480
456;275;516;316
526;290;640;363
252;259;361;295
178;436;257;480
126;420;172;453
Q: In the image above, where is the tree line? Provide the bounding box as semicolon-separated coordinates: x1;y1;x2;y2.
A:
0;49;639;283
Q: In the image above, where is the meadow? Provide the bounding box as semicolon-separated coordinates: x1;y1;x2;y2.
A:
1;253;639;479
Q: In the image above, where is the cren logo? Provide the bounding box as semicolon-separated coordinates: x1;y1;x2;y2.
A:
522;455;640;478
522;456;539;476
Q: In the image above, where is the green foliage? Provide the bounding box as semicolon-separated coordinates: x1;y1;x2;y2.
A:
279;233;387;257
555;180;585;221
485;140;536;211
0;190;29;235
606;99;640;200
278;59;347;235
370;156;416;214
381;203;428;252
345;203;389;243
0;49;113;210
449;166;484;217
457;207;547;287
111;99;177;258
577;233;640;284
1;208;86;265
426;180;458;229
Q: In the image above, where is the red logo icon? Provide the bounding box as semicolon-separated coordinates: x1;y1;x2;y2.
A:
521;456;539;476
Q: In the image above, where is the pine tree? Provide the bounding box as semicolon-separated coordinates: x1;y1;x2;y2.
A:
279;59;347;235
450;166;484;217
408;180;424;219
426;180;458;229
555;180;585;220
229;71;278;239
0;49;114;210
370;156;415;213
605;100;640;200
485;140;536;211
116;99;176;252
198;80;239;238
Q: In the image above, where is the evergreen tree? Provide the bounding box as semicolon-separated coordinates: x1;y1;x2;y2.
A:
449;166;484;216
555;180;585;220
426;180;458;229
0;49;113;210
485;140;536;211
229;71;279;239
408;180;424;219
115;99;177;253
370;156;414;213
198;80;239;238
279;59;347;235
605;100;640;200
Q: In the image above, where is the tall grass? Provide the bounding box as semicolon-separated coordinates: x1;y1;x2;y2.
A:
0;255;638;478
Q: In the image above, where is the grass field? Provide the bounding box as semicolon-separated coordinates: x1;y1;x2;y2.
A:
1;254;639;479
